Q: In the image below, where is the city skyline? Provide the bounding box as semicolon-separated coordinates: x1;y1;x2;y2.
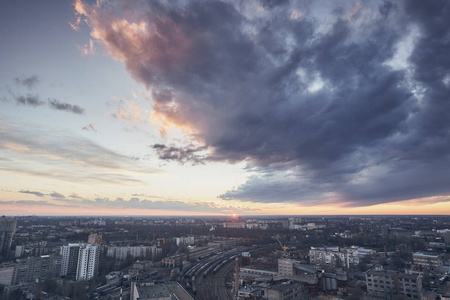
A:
1;0;450;216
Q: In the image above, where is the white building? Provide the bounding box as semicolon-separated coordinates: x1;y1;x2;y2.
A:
309;246;359;269
61;243;99;281
76;244;99;281
107;245;159;260
176;236;195;246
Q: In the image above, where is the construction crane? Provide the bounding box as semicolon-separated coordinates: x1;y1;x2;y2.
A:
276;237;287;253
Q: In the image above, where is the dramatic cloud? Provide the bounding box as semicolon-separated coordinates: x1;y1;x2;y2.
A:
19;190;45;197
14;75;39;89
16;94;44;107
75;0;450;206
48;98;85;114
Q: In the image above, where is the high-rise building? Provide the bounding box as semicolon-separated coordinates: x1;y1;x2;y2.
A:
14;255;61;284
0;218;17;254
61;243;81;279
76;244;99;281
61;243;99;281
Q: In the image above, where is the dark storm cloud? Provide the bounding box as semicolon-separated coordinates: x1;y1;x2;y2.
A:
77;0;450;206
16;94;44;107
48;99;85;114
19;190;45;197
220;172;331;204
152;144;208;164
260;0;290;9
14;75;39;89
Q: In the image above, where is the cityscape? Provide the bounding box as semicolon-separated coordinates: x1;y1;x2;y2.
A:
1;215;450;299
1;0;450;299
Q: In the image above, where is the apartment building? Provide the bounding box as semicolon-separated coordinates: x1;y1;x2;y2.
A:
366;269;422;299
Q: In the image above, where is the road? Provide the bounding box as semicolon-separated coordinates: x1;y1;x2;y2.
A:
194;259;235;300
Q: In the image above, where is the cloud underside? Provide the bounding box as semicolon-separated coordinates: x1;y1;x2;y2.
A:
0;196;257;214
75;0;450;206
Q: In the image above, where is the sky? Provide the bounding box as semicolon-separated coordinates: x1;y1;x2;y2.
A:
0;0;449;216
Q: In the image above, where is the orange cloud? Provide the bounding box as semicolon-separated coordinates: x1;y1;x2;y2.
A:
116;100;145;122
73;0;192;77
2;142;30;152
79;39;95;56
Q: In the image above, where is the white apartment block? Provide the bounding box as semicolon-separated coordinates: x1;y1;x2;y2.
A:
76;244;99;281
309;246;359;269
61;243;99;281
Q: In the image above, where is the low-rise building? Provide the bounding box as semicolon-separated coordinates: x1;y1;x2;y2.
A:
0;264;15;286
278;259;297;276
240;265;278;282
175;236;194;246
130;281;193;300
309;246;359;270
107;245;158;260
413;252;443;270
366;269;422;299
264;281;308;300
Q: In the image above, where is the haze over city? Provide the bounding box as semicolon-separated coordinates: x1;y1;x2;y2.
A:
1;0;450;216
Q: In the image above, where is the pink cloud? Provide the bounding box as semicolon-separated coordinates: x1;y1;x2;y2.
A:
73;0;192;86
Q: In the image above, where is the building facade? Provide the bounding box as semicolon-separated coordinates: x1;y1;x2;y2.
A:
61;243;99;281
366;269;422;299
76;244;99;281
309;246;359;270
107;245;157;260
413;252;443;270
0;219;17;254
265;281;308;300
14;255;61;284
